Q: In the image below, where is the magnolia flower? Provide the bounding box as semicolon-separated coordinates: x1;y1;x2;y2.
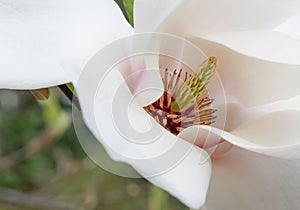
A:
1;0;300;209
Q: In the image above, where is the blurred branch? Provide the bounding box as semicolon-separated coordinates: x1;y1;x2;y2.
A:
0;112;70;170
0;187;83;210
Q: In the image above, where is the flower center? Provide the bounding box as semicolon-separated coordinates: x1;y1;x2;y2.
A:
144;57;217;136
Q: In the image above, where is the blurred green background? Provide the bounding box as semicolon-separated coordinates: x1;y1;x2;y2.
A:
0;89;187;210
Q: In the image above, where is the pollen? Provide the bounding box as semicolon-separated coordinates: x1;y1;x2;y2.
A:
144;57;217;136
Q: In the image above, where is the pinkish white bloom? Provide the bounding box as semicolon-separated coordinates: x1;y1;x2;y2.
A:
1;1;300;209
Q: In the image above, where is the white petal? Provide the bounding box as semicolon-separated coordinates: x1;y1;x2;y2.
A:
224;94;300;131
73;40;221;209
274;12;300;39
184;116;300;159
191;30;300;65
206;146;300;210
134;0;183;32
188;35;300;107
229;110;300;158
134;0;300;35
75;64;211;209
0;0;132;89
176;94;300;158
148;146;211;210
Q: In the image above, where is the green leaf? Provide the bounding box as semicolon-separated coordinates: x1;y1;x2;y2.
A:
115;0;134;27
124;0;134;26
66;83;76;95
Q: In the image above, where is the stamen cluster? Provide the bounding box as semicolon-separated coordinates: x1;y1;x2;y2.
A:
144;57;217;135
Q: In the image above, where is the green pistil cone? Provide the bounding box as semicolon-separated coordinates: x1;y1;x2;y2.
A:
171;56;217;112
